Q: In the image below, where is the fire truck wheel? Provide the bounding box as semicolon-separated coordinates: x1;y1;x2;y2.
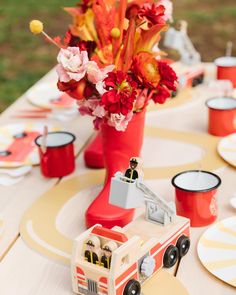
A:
163;245;179;268
176;235;190;257
123;279;141;295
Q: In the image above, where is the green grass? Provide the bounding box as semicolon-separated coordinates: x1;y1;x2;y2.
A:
0;0;75;112
0;0;236;112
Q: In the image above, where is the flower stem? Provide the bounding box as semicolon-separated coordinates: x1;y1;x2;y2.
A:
42;31;61;49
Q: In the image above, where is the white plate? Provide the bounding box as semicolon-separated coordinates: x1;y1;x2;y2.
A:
0;218;4;239
0;123;58;167
198;216;236;287
230;196;236;209
26;83;76;109
217;133;236;167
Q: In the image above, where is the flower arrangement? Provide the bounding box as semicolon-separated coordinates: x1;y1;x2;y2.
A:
49;0;178;131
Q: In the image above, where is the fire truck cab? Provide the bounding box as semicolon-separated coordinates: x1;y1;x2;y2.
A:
71;175;190;295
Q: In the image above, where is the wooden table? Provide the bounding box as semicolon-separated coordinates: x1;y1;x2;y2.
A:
0;65;235;295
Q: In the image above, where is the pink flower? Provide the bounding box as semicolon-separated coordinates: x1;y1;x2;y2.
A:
107;112;133;131
77;98;106;118
56;47;89;83
87;62;114;84
77;98;99;116
134;89;148;111
96;80;107;95
92;104;106;118
158;0;173;22
78;105;93;116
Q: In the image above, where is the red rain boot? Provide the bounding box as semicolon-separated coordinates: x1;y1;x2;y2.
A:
85;110;145;229
84;132;104;168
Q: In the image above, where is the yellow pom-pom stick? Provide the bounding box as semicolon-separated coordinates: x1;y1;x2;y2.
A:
29;20;44;34
29;20;61;49
111;28;121;39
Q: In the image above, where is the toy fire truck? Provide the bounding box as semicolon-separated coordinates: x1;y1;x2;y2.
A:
164;20;205;89
71;173;190;295
172;62;205;89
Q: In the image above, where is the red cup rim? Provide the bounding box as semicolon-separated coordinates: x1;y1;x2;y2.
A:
171;170;221;193
35;131;76;148
205;96;236;111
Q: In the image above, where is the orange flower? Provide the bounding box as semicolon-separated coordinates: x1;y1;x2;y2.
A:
132;52;161;87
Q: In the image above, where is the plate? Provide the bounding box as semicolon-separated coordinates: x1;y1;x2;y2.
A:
217;133;236;167
198;216;236;287
0;218;4;239
26;83;76;109
0;123;58;167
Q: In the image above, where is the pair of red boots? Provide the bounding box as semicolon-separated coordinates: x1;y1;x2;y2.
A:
85;111;145;229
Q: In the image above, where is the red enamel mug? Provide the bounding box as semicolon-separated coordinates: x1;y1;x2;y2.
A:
206;97;236;136
172;170;221;227
35;131;76;178
215;56;236;87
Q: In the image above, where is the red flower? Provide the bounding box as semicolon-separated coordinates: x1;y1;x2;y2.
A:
57;79;86;100
158;61;178;91
101;71;137;115
76;0;93;13
138;4;166;27
150;62;178;104
152;85;171;104
63;31;96;58
126;3;140;19
57;79;79;93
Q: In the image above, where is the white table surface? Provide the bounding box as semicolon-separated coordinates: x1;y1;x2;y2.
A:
0;65;235;295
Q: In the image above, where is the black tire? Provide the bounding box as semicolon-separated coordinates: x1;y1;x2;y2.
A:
123;279;141;295
163;245;179;268
176;235;190;257
192;74;204;87
171;90;178;98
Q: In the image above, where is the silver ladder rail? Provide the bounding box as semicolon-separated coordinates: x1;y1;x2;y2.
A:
136;181;176;219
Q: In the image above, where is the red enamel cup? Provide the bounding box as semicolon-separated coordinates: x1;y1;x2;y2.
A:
35;131;76;178
215;56;236;87
172;170;221;227
206;97;236;136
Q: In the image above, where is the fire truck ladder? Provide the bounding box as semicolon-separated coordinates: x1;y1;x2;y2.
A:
136;181;176;226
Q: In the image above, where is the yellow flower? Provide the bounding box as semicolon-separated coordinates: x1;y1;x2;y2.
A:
111;28;121;39
29;20;43;35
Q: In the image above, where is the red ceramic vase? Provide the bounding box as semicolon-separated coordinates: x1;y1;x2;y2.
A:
85;110;146;228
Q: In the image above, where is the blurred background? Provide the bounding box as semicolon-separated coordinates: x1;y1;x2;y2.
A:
0;0;235;112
